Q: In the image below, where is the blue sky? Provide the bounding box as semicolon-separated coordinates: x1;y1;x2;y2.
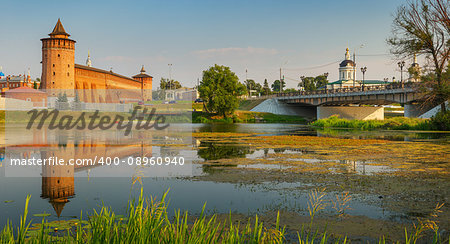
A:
1;0;411;88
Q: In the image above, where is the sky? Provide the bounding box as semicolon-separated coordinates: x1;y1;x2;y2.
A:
0;0;414;89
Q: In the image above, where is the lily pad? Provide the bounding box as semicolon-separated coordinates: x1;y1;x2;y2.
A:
4;200;14;203
33;213;51;217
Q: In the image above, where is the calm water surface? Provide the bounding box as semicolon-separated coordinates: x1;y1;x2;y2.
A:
0;123;448;227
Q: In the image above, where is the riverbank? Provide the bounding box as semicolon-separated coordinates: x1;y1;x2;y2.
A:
192;111;307;124
311;112;450;131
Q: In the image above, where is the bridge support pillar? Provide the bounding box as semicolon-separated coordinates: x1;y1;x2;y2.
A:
317;106;384;120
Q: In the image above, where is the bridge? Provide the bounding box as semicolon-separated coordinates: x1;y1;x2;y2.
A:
249;83;429;120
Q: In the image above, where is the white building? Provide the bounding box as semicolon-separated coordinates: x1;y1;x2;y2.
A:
164;87;199;101
327;48;387;89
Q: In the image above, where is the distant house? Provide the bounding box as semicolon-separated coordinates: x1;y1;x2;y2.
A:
0;75;40;92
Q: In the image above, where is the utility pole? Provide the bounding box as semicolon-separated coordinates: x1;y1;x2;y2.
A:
168;64;173;90
353;52;356;87
279;68;282;93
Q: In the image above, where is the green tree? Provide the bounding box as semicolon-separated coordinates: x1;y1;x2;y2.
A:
33;81;37;89
262;79;271;95
160;77;182;90
56;92;68;103
72;91;82;110
244;79;262;96
198;65;246;118
299;76;315;91
408;66;421;82
388;0;449;111
315;74;329;89
299;74;329;91
56;92;69;110
271;79;285;92
283;88;297;93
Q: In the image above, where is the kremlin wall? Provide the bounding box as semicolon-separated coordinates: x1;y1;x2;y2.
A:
41;19;153;103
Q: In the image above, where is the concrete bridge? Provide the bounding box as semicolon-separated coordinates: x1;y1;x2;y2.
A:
250;83;428;120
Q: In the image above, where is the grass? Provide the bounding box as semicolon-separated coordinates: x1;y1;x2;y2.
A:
0;189;285;243
1;189;449;243
311;115;434;131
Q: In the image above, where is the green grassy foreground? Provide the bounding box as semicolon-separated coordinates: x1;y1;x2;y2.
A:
311;112;450;131
1;190;448;243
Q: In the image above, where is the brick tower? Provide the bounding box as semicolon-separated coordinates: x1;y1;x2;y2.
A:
41;19;76;96
132;65;153;101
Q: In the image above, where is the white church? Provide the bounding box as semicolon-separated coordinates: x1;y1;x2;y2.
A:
327;48;387;89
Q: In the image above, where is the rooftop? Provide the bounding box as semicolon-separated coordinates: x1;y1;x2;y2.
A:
329;80;388;85
0;75;38;82
75;64;141;83
49;18;70;37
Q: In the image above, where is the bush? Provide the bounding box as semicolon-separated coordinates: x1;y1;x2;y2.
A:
310;115;436;131
429;110;450;131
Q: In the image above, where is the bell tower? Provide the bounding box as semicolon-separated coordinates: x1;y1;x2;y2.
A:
41;19;76;96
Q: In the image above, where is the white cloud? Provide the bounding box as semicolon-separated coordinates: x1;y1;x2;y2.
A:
192;47;279;59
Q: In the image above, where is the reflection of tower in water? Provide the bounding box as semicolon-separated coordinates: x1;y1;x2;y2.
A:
39;130;153;217
41;150;75;218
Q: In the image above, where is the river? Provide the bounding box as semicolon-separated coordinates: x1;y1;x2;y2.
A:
0;123;449;241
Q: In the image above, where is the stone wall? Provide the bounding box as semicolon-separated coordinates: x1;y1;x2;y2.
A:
74;66;143;103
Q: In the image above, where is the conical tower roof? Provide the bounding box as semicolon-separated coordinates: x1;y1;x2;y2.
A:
50;198;69;218
49;18;70;37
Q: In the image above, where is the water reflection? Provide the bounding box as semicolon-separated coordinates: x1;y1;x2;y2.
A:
3;125;194;218
197;141;254;161
0;123;443;230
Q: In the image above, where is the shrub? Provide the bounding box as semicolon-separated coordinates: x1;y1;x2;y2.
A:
429;110;450;131
310;115;435;131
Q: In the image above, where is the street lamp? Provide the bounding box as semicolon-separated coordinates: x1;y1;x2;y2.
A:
360;66;367;89
397;61;405;84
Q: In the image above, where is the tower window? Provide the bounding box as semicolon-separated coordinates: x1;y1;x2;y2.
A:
53;64;55;67
53;72;55;76
58;54;60;57
68;64;70;68
67;72;70;77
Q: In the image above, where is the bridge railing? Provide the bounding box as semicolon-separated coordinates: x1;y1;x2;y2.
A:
247;82;419;100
